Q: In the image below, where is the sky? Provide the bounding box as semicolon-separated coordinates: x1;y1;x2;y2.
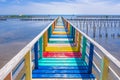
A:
0;0;120;15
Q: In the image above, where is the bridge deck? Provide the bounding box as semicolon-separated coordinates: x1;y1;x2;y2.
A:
32;17;95;79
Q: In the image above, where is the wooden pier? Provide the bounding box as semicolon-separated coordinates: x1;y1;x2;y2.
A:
0;16;120;80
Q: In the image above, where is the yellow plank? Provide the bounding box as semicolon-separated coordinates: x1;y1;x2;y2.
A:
78;32;82;50
68;23;70;34
100;56;109;80
45;46;80;52
55;26;64;28
24;51;32;80
43;31;48;51
52;23;55;33
52;32;69;35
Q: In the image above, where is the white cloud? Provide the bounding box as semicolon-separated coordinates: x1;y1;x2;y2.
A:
0;0;120;14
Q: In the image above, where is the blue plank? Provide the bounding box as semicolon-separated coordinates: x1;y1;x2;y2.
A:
32;69;88;74
32;73;95;78
37;66;88;70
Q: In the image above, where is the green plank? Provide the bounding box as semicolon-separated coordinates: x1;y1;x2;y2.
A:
38;62;87;66
82;36;87;60
39;58;83;62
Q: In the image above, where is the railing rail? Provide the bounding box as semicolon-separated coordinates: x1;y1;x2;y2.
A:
66;18;120;80
0;18;57;80
67;19;120;68
0;17;120;80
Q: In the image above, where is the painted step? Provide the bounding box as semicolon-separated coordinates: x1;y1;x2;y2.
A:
38;61;87;66
49;38;73;41
32;73;95;79
37;66;88;70
43;52;81;58
48;40;73;44
32;69;88;74
55;26;65;28
38;58;83;62
38;58;83;63
50;35;73;38
54;29;68;31
45;46;79;52
47;43;75;46
56;23;64;26
52;31;69;35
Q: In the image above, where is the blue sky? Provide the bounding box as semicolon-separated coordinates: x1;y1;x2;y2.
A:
0;0;120;15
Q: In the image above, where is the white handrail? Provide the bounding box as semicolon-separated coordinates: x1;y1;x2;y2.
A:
0;18;57;80
66;19;120;69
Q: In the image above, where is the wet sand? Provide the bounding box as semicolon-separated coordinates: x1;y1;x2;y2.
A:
0;20;50;68
0;41;27;68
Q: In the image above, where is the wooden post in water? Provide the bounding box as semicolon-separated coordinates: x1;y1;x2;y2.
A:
25;51;32;80
82;36;87;60
100;56;109;80
4;72;12;80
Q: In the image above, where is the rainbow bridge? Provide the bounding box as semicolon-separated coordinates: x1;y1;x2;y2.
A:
0;17;120;80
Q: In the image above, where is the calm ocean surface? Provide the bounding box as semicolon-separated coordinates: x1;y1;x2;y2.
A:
0;16;120;69
0;19;50;68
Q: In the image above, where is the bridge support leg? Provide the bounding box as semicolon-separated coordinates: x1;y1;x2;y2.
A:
82;36;87;60
100;56;109;80
88;43;94;73
25;51;32;80
34;41;38;69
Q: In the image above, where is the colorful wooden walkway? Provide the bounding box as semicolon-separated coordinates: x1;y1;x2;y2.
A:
1;16;120;80
32;17;95;79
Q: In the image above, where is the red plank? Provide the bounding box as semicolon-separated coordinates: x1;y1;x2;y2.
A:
43;52;82;58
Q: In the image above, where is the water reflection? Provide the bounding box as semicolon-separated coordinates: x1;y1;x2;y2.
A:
70;19;120;61
0;19;50;68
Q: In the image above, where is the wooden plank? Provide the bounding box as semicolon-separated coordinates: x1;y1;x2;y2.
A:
24;51;32;80
78;33;82;51
34;41;38;69
100;56;109;80
39;37;43;59
0;18;57;80
45;46;79;52
32;79;96;80
88;43;94;74
82;36;87;60
43;31;48;51
66;19;120;68
4;72;12;80
52;31;69;35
